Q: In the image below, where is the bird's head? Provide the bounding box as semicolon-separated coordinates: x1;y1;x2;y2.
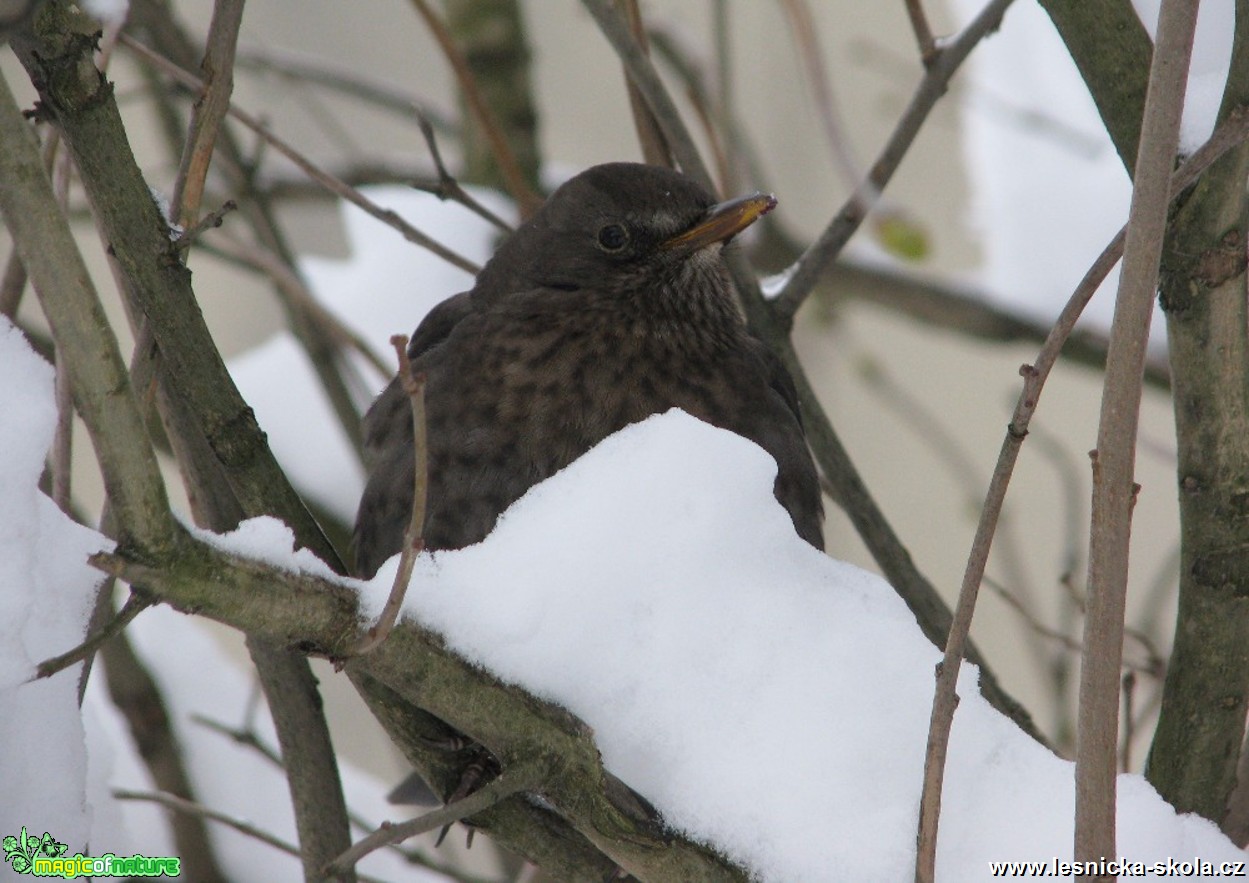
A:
477;162;775;300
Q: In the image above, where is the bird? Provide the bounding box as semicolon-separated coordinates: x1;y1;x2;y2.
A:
352;161;823;578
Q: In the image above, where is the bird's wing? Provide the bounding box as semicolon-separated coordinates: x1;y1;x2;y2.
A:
405;290;475;360
745;334;807;431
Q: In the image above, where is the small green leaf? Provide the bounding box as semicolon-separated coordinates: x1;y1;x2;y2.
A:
872;211;930;262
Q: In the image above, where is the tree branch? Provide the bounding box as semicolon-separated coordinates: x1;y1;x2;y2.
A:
1075;0;1197;868
93;538;750;880
120;32;482;276
0;66;178;556
914;97;1249;883
773;0;1014;319
1147;0;1249;830
169;0;244;226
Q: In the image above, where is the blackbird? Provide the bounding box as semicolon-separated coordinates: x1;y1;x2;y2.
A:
352;162;823;578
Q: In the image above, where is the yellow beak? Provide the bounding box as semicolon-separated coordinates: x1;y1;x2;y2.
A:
661;192;777;251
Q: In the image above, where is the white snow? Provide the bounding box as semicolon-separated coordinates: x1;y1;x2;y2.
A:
350;407;1238;882
948;0;1137;341
943;0;1234;349
1131;1;1235;153
0;320;111;856
80;0;129;27
185;513;353;588
0;318;438;880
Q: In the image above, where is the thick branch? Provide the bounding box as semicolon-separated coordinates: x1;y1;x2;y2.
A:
96;540;750;880
1037;0;1151;176
0;67;177;556
1147;0;1249;828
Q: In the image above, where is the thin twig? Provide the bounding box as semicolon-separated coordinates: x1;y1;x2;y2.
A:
188;714;496;883
325;760;548;876
120;33;482;276
983;576;1159;677
191;712;283;760
233;45;458;133
777;0;868;199
406;0;543;217
647;24;763;197
352;336;428;657
913;97;1249;883
984;575;1083;655
1121;672;1137;773
114;788;393;883
618;0;674;168
904;0;939;65
0;244;28;318
204;230;391;379
33;593;150;681
580;0;715;191
412;112;513;232
173;198;237;249
170;0;245;227
774;0;1014;320
0;68;178;554
711;0;736;194
114;788;301;857
1076;0;1197;868
48;124;75;512
261;162;443;200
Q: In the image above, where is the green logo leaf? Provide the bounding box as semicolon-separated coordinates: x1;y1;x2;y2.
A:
38;832;67;858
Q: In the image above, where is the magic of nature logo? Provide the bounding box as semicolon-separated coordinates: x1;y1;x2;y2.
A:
3;827;180;878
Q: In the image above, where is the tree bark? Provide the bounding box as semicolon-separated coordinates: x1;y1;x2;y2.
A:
1147;0;1249;827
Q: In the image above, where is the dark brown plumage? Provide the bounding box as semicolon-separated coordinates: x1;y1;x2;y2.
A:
352;162;823;578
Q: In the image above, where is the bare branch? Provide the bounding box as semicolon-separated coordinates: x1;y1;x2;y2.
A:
617;0;674;168
233;45;458;133
120;33;482;276
204;231;392;379
1076;0;1197;866
915;91;1249;883
172;198;237;248
413;112;514;232
904;0;939;64
352;337;428;657
170;0;245;227
777;0;867;197
114;788;302;859
34;593;151;681
580;0;715;191
0;68;179;554
326;760;548;876
406;0;543;216
774;0;1014;320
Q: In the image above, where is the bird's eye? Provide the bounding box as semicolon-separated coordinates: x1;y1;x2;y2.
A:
596;223;629;252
